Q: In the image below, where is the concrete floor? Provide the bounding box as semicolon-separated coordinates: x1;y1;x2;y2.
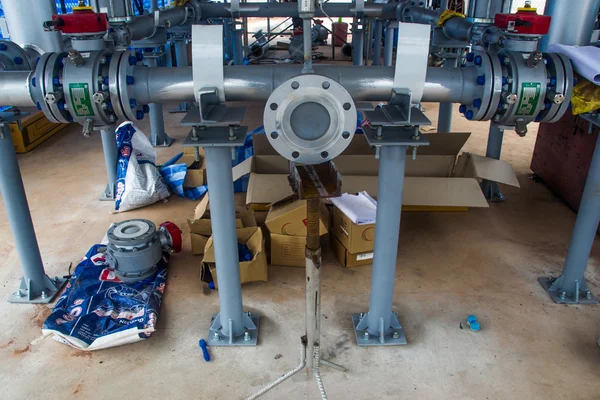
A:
0;99;599;400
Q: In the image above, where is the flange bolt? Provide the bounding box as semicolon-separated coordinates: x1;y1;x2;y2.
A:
466;110;474;120
466;53;474;62
459;104;466;114
474;55;482;66
473;98;482;108
126;76;135;85
136;110;144;120
476;75;485;85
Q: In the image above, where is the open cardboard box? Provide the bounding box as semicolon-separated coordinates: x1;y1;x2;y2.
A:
188;193;257;255
265;195;329;267
236;133;520;211
201;227;268;288
181;147;206;188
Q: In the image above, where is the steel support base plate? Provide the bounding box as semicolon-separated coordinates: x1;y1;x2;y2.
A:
207;313;260;346
352;313;408;346
151;134;175;148
8;277;67;304
481;180;505;202
538;277;599;304
182;127;247;148
99;184;114;201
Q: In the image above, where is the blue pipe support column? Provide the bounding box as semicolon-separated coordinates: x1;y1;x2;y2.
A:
539;131;600;304
480;123;504;201
0;121;66;304
353;145;408;345
144;56;174;147
371;20;382;66
204;146;259;345
437;57;458;132
100;127;118;200
233;23;245;66
171;38;192;113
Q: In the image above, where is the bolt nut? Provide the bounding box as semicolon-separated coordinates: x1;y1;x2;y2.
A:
213;332;221;341
92;91;109;104
560;291;567;299
68;50;84;67
41;291;47;299
244;331;251;341
392;331;400;339
551;93;565;105
45;92;61;104
363;331;370;340
503;93;518;105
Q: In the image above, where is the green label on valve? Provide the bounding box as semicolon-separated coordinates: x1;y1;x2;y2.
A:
68;83;94;117
515;82;541;116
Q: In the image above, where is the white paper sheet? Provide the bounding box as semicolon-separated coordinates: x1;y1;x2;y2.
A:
330;191;377;225
548;44;600;85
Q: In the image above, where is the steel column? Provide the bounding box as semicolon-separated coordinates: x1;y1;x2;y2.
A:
100;127;118;201
353;145;408;346
204;146;259;345
171;38;191;113
372;20;383;66
383;26;394;67
302;19;314;74
437;57;459;133
480;123;504;201
539;132;600;305
233;25;245;66
144;56;173;147
352;25;364;66
541;0;600;50
0;120;65;304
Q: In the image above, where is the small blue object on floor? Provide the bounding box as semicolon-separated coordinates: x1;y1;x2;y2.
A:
199;339;211;362
466;315;481;332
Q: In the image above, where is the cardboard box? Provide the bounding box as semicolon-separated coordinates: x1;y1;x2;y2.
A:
201;227;268;288
331;205;375;254
10;112;69;153
238;133;520;210
188;193;256;255
270;233;306;267
265;196;329;236
332;236;374;268
181;147;206;188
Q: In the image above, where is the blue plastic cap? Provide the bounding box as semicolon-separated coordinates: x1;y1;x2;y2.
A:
470;321;481;332
128;55;137;66
474;55;482;66
243;58;250;66
53;77;60;86
31;77;36;87
14;57;23;65
466;315;478;324
466;110;474;120
545;101;552;109
502;77;508;86
136;52;144;61
550;77;556;86
126;75;135;85
0;43;7;51
130;99;137;109
473;98;482;108
136;110;144;120
466;53;474;62
36;102;41;110
208;281;215;290
58;58;64;68
67;115;73;122
108;101;113;111
476;75;485;86
143;104;150;113
103;76;109;85
459;104;467;114
58;101;65;111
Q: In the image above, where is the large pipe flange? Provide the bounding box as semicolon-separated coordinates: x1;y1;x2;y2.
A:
264;74;357;164
458;50;503;122
536;52;573;124
62;50;116;130
41;52;72;123
109;49;147;123
0;40;33;71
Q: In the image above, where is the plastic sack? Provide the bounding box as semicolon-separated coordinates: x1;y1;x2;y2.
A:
114;122;171;212
571;79;600;115
160;152;208;200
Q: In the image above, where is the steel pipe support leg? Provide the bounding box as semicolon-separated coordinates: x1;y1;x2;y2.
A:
99;127;118;201
539;132;600;305
353;145;407;346
204;146;259;346
352;26;364;66
480;123;504;201
383;26;394;67
0;123;66;304
148;102;174;147
372;20;383;66
437;57;458;133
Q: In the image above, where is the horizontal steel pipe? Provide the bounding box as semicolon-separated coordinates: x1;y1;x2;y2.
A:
0;71;35;107
127;7;189;41
198;2;398;19
132;65;478;104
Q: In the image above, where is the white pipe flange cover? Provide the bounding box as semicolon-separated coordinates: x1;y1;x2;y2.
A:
264;74;357;164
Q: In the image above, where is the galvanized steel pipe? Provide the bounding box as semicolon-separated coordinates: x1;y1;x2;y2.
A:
541;0;600;50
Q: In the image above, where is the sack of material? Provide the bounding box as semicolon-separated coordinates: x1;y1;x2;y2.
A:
114;122;170;212
42;244;169;351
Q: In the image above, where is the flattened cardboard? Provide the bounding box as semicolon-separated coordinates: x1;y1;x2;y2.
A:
270;233;306;267
265;196;329;236
245;132;515;209
201;227;268;288
332;236;374;268
332;206;376;254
